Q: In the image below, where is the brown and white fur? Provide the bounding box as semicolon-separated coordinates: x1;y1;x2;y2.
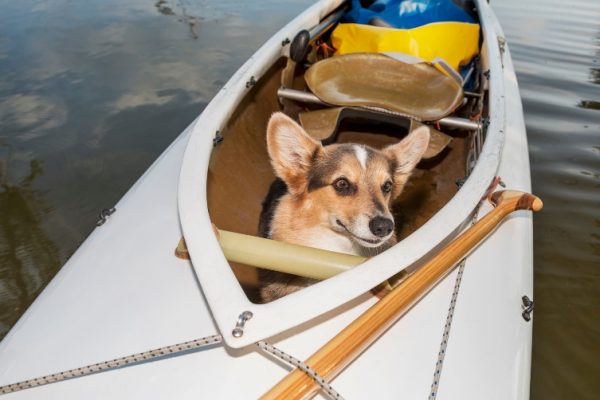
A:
258;112;430;301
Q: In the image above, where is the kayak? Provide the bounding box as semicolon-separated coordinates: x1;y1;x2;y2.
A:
0;0;534;398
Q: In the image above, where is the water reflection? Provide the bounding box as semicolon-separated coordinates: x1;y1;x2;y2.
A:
494;0;600;397
578;30;600;109
155;0;175;16
577;100;600;110
0;95;67;141
0;155;60;338
0;0;315;341
590;31;600;85
155;0;202;39
591;68;600;84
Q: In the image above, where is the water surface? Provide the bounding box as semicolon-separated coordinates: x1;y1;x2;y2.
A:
0;0;314;337
494;0;600;398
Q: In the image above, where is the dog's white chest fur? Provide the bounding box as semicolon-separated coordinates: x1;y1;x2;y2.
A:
297;228;357;255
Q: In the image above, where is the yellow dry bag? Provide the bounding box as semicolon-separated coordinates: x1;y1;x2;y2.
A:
331;22;480;71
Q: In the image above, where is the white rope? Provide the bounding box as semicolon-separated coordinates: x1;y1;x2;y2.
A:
428;258;467;399
428;203;482;399
257;341;345;400
0;334;223;395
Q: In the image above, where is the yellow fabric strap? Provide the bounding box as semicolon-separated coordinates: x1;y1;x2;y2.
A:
331;22;480;71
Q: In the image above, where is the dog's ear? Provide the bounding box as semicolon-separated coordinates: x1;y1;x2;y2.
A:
384;126;430;198
266;112;321;195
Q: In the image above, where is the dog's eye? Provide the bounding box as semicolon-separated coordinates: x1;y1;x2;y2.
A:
382;180;393;194
332;177;353;195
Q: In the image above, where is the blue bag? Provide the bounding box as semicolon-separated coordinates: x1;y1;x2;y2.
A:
344;0;476;29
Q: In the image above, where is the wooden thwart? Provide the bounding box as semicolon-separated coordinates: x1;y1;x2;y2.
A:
260;190;542;400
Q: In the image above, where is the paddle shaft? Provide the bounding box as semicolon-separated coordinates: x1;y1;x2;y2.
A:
260;190;542;400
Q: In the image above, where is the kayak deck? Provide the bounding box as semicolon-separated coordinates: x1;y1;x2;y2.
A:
0;0;533;398
0;56;532;396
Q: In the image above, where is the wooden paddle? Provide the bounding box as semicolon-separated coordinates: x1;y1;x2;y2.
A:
260;190;542;400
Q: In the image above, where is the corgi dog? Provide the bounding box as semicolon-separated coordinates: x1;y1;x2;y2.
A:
258;112;430;301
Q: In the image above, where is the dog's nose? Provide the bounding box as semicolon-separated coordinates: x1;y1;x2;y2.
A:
369;216;394;237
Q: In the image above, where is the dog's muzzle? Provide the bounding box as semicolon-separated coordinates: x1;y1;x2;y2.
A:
336;219;389;245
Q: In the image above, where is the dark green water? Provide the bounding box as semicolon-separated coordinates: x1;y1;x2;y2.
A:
0;0;598;398
0;0;315;335
493;1;600;398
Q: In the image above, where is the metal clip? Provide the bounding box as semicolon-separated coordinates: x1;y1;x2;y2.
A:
232;311;253;338
482;117;490;129
96;207;116;226
497;36;506;68
245;76;257;88
522;296;534;322
213;130;223;146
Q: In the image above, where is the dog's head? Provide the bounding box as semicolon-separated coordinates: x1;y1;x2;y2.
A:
266;112;430;249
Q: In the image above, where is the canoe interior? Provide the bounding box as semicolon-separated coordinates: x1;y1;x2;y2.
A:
207;58;469;303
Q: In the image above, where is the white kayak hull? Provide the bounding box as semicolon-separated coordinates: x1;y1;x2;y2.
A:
0;0;533;398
